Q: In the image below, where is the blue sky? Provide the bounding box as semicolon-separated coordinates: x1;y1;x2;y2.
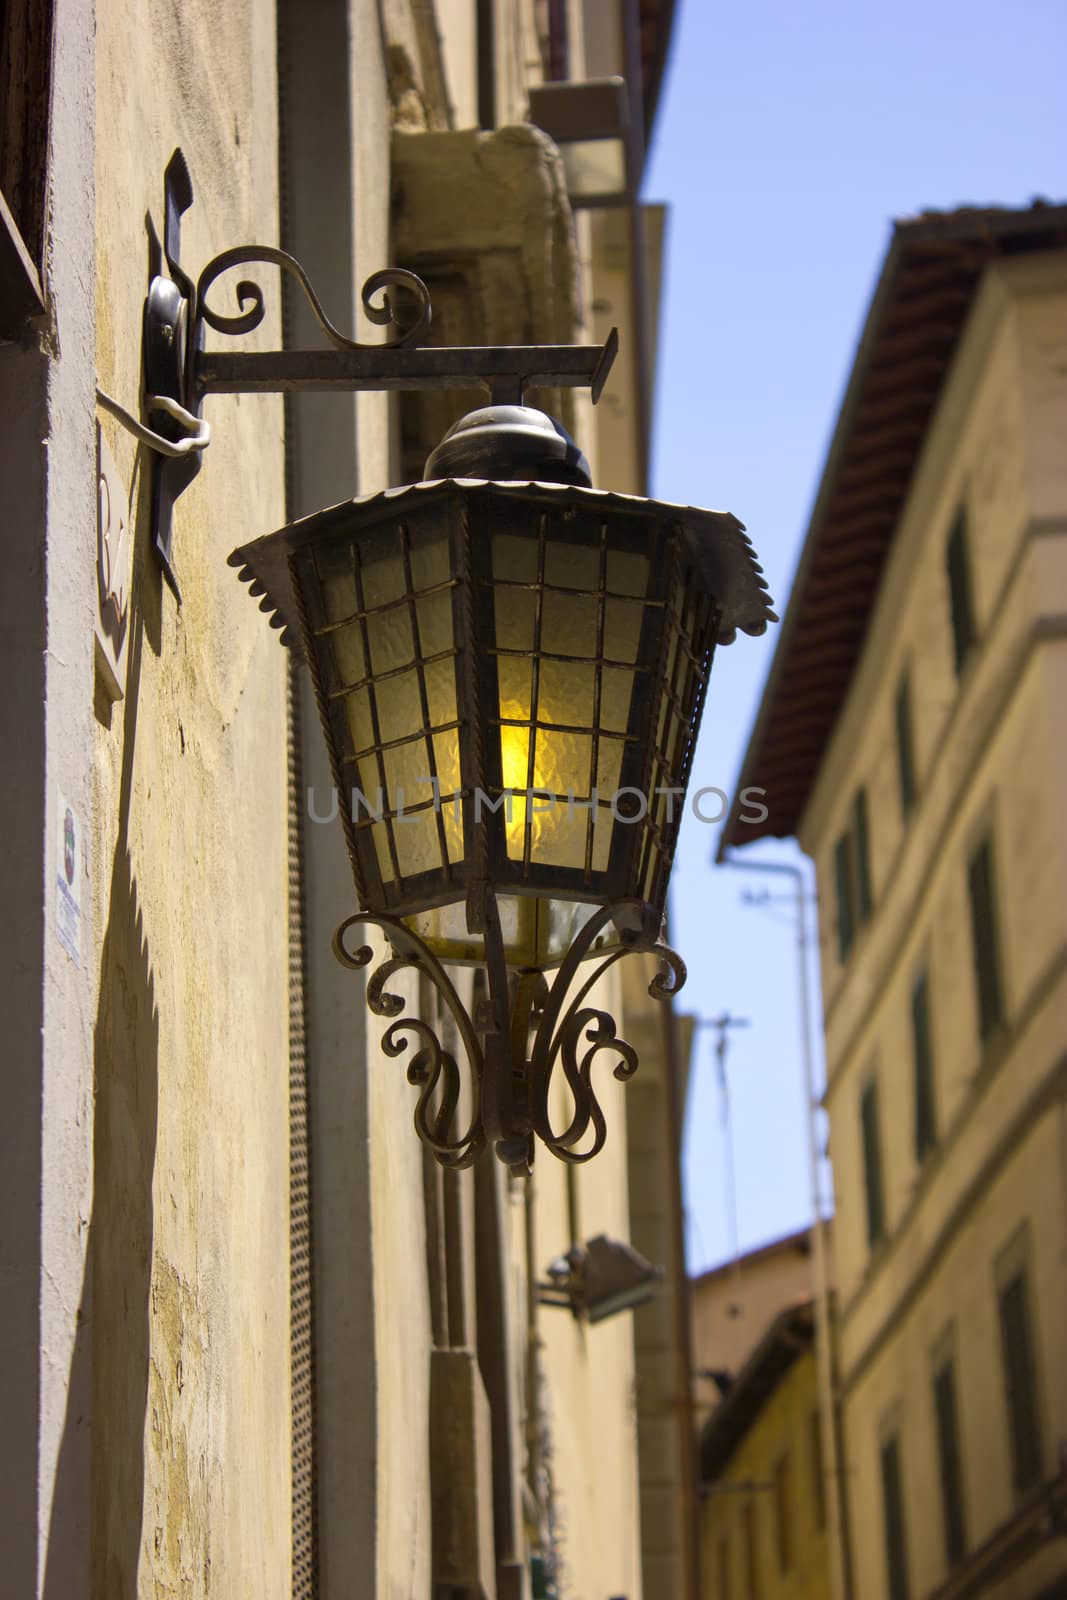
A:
643;0;1066;1273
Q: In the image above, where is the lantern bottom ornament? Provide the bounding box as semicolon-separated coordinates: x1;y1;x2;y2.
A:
332;896;685;1172
231;406;775;1170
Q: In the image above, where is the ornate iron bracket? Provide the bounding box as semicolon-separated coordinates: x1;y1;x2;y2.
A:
142;149;618;596
333;899;686;1173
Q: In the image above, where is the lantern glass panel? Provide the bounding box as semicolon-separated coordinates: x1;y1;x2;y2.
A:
487;518;652;888
404;892;619;970
310;515;460;900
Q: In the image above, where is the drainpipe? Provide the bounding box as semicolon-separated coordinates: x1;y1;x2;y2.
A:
719;852;852;1600
660;977;703;1600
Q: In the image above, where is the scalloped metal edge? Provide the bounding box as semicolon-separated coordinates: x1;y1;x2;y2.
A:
229;478;778;649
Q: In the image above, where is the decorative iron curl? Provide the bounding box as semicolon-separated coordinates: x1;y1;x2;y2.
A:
195;247;432;348
525;900;687;1165
544;1008;640;1164
333;912;484;1167
333;899;685;1169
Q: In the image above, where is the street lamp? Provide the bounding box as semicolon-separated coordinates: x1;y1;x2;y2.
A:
139;151;777;1173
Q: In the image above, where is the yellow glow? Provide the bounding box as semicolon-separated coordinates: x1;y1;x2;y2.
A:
498;700;592;868
499;702;543;857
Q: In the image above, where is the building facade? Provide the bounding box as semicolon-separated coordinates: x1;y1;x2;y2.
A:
692;1228;838;1600
1;3;704;1598
723;204;1067;1600
699;1300;831;1600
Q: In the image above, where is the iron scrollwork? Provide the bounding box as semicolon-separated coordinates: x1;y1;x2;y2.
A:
333;899;686;1172
195;248;433;350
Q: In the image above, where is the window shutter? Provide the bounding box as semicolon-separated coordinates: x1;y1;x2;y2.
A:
895;672;917;818
998;1270;1043;1496
834;831;854;963
861;1078;885;1247
911;971;936;1161
967;836;1004;1042
880;1433;909;1600
933;1359;967;1567
852;788;873;923
946;511;976;674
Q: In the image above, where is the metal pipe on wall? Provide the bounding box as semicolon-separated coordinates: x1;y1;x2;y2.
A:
719;851;853;1600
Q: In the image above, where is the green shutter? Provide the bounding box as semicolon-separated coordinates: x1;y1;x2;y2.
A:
946;511;976;674
911;971;937;1160
895;672;917;818
834;831;854;963
860;1079;885;1247
880;1433;909;1600
933;1359;967;1567
998;1271;1043;1496
967;836;1004;1042
853;788;873;923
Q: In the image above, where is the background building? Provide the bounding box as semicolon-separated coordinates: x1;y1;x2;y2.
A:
723;202;1067;1600
699;1299;830;1600
0;3;703;1598
692;1228;838;1600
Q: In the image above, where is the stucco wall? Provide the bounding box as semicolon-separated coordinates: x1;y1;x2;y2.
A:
92;1;292;1593
535;1016;645;1600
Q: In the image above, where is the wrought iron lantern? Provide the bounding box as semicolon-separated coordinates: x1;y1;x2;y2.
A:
140;151;776;1174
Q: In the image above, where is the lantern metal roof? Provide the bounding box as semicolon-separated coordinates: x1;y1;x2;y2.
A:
229;477;777;651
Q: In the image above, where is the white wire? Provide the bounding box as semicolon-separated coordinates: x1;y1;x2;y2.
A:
95;387;212;458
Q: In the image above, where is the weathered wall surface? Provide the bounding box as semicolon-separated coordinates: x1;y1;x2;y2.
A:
534;988;644;1600
92;1;291;1593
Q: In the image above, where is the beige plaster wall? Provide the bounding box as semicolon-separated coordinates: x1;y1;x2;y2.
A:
534;989;645;1600
92;1;291;1593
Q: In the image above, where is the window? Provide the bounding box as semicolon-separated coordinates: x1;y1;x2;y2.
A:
773;1450;793;1573
833;832;855;963
880;1431;910;1600
833;787;874;963
933;1353;967;1568
742;1499;761;1599
0;0;53;332
997;1264;1043;1497
895;671;917;818
967;834;1004;1042
808;1408;827;1530
860;1076;886;1248
911;971;937;1161
717;1533;731;1600
946;510;977;674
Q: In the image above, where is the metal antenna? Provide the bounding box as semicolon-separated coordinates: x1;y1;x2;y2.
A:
695;1013;750;1301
